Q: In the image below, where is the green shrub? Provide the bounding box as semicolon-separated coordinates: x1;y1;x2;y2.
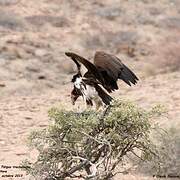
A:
23;100;164;180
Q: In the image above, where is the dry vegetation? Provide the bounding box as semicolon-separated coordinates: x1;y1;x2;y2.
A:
0;0;180;180
23;101;163;179
155;41;180;73
140;127;180;178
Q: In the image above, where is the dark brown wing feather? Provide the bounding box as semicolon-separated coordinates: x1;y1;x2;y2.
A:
65;52;104;84
94;51;139;91
94;84;113;105
65;52;81;74
83;78;113;105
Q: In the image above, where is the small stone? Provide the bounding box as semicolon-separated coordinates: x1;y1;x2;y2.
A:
34;49;48;57
25;117;32;120
0;83;5;87
0;140;5;145
38;75;46;80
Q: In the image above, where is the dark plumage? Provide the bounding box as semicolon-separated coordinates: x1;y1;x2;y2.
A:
66;51;139;109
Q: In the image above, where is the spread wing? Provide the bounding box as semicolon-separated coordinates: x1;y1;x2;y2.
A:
65;52;81;75
65;52;104;84
94;51;139;92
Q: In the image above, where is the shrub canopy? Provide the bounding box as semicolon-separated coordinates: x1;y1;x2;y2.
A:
24;100;163;180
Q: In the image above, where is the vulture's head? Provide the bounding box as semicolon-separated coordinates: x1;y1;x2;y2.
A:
71;73;82;83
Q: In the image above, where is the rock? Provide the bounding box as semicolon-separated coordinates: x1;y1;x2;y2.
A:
0;83;6;87
24;116;32;120
94;6;122;20
34;49;48;57
38;75;46;80
0;140;5;145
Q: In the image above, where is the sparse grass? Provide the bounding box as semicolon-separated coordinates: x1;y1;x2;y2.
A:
93;6;123;20
0;10;25;30
155;42;180;73
139;127;180;178
0;0;19;6
159;17;180;29
83;31;139;56
25;15;69;28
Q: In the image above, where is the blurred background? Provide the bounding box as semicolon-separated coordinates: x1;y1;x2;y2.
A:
0;0;179;179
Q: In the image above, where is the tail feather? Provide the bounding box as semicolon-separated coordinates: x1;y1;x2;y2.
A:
95;84;113;105
119;65;139;86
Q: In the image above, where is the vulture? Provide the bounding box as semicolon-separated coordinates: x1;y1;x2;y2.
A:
65;51;139;109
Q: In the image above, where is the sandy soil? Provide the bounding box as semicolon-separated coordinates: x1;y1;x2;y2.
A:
0;72;180;180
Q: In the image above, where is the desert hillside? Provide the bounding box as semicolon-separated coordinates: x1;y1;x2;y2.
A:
0;0;180;179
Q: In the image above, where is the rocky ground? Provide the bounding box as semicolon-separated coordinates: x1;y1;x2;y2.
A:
0;0;180;179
